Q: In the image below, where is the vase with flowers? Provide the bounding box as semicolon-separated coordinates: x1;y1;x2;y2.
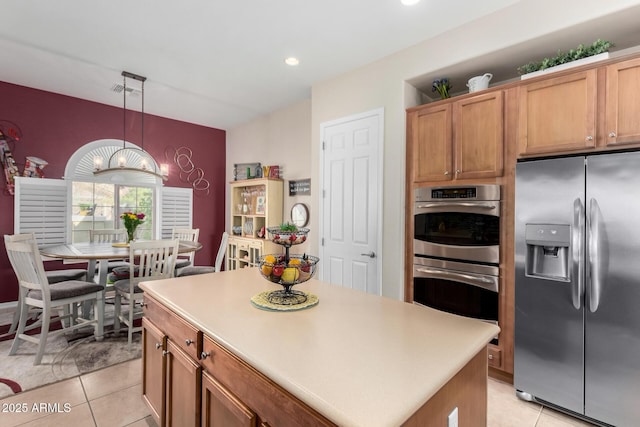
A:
120;211;145;243
432;78;452;100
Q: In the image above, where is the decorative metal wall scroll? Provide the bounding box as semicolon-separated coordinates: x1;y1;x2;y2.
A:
164;146;211;195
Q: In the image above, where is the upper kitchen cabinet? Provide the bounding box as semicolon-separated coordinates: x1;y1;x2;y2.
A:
605;57;640;147
409;103;452;183
518;70;598;156
453;91;504;180
408;90;504;183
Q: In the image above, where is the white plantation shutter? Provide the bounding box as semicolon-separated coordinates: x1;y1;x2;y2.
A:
160;186;193;239
13;174;192;245
14;177;68;246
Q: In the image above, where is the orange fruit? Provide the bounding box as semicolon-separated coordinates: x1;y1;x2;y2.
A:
264;255;276;264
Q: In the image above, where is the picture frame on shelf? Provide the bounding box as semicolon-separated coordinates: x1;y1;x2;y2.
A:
256;196;265;214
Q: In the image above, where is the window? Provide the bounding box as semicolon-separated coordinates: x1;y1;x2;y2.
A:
14;140;193;246
71;182;155;243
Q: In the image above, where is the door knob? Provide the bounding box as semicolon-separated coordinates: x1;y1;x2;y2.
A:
360;251;376;258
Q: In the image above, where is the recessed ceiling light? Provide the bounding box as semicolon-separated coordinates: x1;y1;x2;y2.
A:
401;0;420;5
285;57;300;66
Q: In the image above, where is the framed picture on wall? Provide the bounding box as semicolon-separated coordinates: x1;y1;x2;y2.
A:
256;196;265;214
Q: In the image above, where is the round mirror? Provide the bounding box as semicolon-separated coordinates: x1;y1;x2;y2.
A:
291;203;309;227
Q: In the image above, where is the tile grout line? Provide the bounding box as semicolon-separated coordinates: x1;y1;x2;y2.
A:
79;374;99;427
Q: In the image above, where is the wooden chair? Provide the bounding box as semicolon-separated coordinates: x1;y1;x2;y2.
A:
177;231;228;276
4;237;105;365
3;233;88;335
113;239;179;350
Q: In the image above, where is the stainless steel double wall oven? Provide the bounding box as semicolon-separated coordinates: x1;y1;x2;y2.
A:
413;184;501;341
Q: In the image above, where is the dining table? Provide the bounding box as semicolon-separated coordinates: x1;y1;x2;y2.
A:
39;240;203;287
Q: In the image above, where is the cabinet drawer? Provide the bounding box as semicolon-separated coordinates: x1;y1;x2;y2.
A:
201;336;334;427
144;296;202;361
488;346;502;368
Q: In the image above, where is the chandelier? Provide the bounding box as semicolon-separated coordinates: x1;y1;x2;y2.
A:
93;71;168;181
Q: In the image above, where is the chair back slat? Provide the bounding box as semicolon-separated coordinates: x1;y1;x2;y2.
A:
90;229;127;243
214;232;229;272
129;239;180;285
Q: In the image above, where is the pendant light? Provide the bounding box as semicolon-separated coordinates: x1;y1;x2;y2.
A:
93;71;168;181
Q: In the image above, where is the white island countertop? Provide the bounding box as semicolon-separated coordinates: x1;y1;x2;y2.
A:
140;268;500;427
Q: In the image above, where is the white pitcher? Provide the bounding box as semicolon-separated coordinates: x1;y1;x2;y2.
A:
466;73;493;93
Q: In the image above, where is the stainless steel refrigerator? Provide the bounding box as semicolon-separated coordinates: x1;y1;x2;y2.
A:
515;152;640;426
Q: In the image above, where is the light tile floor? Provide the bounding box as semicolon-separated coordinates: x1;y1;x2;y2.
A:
0;359;597;427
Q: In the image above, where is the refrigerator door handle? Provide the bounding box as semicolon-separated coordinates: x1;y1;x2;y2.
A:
572;198;584;310
588;198;603;312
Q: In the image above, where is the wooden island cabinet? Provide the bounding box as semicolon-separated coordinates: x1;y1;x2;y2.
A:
140;268;499;427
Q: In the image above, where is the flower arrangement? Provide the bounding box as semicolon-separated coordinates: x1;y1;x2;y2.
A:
432;78;452;100
120;211;145;242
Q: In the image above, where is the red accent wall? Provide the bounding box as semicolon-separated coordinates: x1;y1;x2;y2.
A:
0;81;226;303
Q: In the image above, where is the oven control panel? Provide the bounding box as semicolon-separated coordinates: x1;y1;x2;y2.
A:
431;187;476;199
415;184;500;202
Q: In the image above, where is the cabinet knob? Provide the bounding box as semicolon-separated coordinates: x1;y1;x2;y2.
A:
201;351;211;359
455;169;461;174
162;350;169;357
488;354;494;360
155;343;162;350
585;135;594;141
185;339;193;346
444;170;450;176
609;131;617;138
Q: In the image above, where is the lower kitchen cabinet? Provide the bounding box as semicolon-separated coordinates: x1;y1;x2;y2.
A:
143;294;333;427
142;318;166;426
166;339;201;427
202;371;257;427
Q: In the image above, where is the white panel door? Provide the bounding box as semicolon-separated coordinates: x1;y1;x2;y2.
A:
320;109;382;295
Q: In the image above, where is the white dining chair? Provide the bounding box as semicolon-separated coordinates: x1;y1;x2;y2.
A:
113;239;179;350
171;228;200;270
177;231;228;277
3;233;88;335
89;229;130;273
4;237;105;365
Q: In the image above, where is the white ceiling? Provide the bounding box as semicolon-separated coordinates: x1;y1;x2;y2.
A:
2;1;640;131
0;0;523;130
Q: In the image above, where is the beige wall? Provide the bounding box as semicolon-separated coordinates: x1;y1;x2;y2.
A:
226;99;313;252
231;0;640;300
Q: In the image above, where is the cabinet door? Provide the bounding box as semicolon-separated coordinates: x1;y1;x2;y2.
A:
142;318;167;427
411;104;453;182
518;70;597;156
166;340;202;427
453;91;504;179
605;57;640;146
202;371;257;427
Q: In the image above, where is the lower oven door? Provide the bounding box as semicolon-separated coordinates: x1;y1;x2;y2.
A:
413;257;499;340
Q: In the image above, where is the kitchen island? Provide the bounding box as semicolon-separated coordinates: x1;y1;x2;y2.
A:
140;268;499;427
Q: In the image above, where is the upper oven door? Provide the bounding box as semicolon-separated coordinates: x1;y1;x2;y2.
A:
414;199;500;264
